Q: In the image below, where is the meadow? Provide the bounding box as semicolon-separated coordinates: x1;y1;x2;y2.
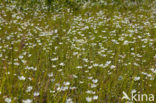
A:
0;0;156;103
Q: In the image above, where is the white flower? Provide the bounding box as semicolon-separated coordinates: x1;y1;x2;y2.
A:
76;66;82;69
26;86;33;92
21;60;27;64
51;57;58;61
14;62;20;66
110;65;116;69
86;90;95;94
19;55;23;59
91;84;97;88
88;77;93;80
59;62;65;66
73;52;78;55
0;91;1;94
0;53;2;57
73;75;78;78
64;82;70;86
5;98;11;103
61;86;68;91
18;76;26;80
134;77;140;81
33;92;39;96
54;29;58;33
93;95;98;100
66;98;73;103
104;61;111;67
28;54;32;57
106;61;111;65
86;97;92;102
22;99;32;103
48;72;53;77
83;58;88;62
131;89;136;93
123;40;129;45
92;79;98;83
93;64;98;67
70;87;77;90
150;68;156;74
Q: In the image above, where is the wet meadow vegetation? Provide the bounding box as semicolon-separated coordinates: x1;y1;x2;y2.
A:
0;0;156;103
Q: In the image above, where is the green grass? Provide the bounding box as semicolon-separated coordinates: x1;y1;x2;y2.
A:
0;0;156;103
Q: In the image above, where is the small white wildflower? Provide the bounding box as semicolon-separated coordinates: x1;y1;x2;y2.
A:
91;84;97;88
28;77;32;81
61;86;68;91
58;69;62;72
88;66;93;69
52;65;56;68
134;62;139;66
83;58;88;62
18;76;26;80
70;87;77;90
48;72;53;77
5;98;11;103
86;90;93;94
51;57;58;61
150;68;156;74
110;65;116;69
23;52;27;55
147;74;152;77
59;62;65;66
22;99;32;103
73;52;78;55
106;61;111;65
54;29;58;33
134;77;140;81
32;67;37;71
33;92;39;96
86;97;92;102
28;54;32;57
93;95;98;100
19;55;23;59
86;90;95;94
93;64;98;67
73;74;78;78
123;40;129;45
104;61;111;67
50;90;55;93
76;66;82;69
85;70;89;73
21;60;27;64
64;82;70;86
0;53;2;57
57;87;61;91
92;79;98;83
26;86;33;92
14;62;20;66
131;89;136;93
66;98;73;103
88;77;93;80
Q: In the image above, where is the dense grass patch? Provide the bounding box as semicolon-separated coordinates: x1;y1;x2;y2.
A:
0;0;156;103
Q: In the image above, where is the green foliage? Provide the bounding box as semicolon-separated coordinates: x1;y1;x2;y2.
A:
2;0;153;11
0;0;156;102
